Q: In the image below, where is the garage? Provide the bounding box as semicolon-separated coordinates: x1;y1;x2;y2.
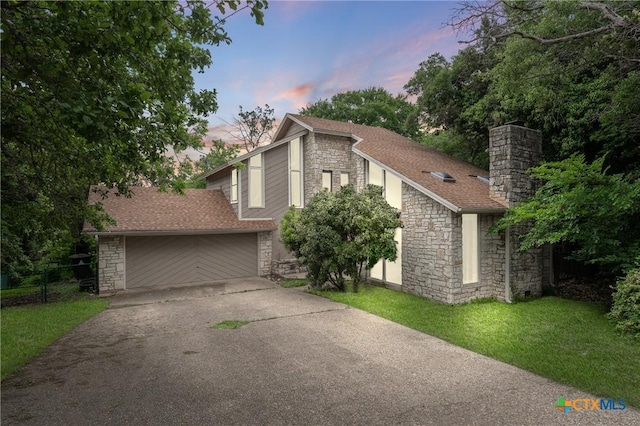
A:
125;233;258;289
84;186;276;293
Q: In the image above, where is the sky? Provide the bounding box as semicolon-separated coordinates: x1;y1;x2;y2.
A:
191;0;466;147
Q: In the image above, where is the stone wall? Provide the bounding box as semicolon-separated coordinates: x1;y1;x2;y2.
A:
258;231;272;276
402;184;457;303
303;132;353;200
98;235;125;293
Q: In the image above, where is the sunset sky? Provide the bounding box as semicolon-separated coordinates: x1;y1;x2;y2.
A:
192;0;466;144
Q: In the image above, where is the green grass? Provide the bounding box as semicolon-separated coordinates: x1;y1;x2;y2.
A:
1;286;41;299
210;320;251;329
1;284;110;381
310;283;640;407
280;279;308;288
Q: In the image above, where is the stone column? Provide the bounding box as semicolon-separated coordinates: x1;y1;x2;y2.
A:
489;123;543;300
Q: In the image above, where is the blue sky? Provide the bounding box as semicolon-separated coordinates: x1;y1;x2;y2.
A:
194;0;465;140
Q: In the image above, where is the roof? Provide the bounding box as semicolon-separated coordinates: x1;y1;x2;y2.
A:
83;186;276;235
286;114;506;212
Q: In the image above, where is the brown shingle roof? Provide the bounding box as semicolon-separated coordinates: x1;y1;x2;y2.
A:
83;186;276;235
288;114;506;212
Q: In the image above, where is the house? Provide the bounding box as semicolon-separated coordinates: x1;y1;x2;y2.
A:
86;114;550;303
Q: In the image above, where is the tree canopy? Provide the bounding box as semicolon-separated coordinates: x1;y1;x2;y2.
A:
300;87;419;138
1;0;267;278
406;0;640;174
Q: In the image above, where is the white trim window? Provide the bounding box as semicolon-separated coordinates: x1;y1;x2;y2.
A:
462;214;479;284
289;137;303;207
230;168;238;203
248;153;264;208
322;171;332;192
340;172;350;187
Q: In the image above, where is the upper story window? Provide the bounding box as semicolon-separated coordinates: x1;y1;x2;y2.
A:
289;137;303;207
322;171;332;192
230;168;238;203
248;153;264;208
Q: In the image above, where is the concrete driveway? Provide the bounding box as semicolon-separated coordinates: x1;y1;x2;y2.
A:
1;278;637;425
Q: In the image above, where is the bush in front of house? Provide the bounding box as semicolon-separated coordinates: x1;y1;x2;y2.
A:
280;185;401;292
608;268;640;338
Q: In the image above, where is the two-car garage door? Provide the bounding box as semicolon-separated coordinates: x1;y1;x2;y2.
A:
125;233;258;289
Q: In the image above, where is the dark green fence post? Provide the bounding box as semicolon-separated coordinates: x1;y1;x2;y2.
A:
42;267;48;303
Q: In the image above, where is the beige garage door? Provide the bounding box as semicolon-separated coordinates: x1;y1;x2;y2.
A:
126;234;258;288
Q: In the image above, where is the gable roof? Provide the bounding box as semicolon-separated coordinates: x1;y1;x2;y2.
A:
83;186;276;235
285;114;506;212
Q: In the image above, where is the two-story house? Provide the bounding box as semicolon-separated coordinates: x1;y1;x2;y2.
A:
86;114;549;304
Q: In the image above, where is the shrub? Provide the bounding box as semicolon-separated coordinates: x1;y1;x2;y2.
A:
280;185;401;292
608;268;640;338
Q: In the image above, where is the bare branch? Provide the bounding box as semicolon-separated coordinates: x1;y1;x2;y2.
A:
496;25;613;45
579;2;629;27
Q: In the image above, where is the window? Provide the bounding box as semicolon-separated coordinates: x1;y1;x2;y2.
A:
367;161;384;187
322;171;332;192
340;172;349;187
462;214;479;284
289;138;303;207
230;168;238;203
248;153;263;208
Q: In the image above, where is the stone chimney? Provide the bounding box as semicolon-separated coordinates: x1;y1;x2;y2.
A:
489;122;544;301
489;122;542;206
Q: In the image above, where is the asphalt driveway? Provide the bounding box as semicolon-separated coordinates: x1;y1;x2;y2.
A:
1;278;637;425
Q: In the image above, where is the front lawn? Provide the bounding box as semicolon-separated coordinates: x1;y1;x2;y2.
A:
310;283;640;408
1;283;110;380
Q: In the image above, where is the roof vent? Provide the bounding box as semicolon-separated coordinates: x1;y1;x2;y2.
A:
430;171;455;182
477;175;490;184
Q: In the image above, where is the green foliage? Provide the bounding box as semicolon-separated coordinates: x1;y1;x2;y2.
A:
1;1;267;277
179;140;241;189
280;185;401;292
300;87;419;138
405;29;500;169
210;320;250;329
493;154;640;274
1;285;110;380
609;268;640;338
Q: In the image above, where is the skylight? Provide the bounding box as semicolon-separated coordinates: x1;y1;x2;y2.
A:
430;171;455;182
477;175;490;184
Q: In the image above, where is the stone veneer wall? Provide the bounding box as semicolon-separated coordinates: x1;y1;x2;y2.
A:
402;184;457;304
489;124;544;299
303;132;353;200
98;235;125;293
258;231;272;276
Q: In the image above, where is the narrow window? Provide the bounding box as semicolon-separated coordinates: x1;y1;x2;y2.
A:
340;172;349;187
462;214;479;284
367;161;384;188
230;168;238;203
322;171;332;192
248;153;263;208
289;138;303;207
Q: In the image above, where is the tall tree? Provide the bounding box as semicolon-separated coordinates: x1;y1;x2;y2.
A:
222;104;276;152
1;0;267;277
450;0;640;172
300;87;419;138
